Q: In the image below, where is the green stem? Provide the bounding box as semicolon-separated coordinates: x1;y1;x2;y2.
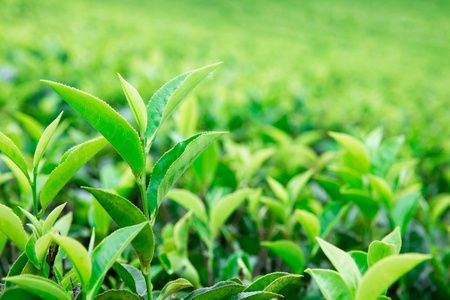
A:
32;168;38;218
143;265;153;300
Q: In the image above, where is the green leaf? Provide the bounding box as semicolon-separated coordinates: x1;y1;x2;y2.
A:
261;240;304;273
41;80;145;175
40;137;108;211
0;155;31;198
316;237;361;293
0;130;29;180
6;252;29;284
166;189;207;223
341;189;379;219
355;254;431;300
34;233;53;264
93;290;142;300
287;170;314;204
4;275;71;300
88;223;146;298
381;227;401;254
267;177;288;204
368;174;393;209
156;278;193;300
113;262;146;296
0;287;41;300
184;281;245;300
33;112;63;169
146;63;222;144
305;269;354;300
42;203;67;234
329;131;370;174
392;192;420;234
51;233;92;293
367;241;396;267
264;274;302;293
210;189;252;237
244;272;289;292
147;132;226;219
223;291;282;300
0;203;28;251
118;73;147;134
295;209;321;244
260;197;287;221
25;234;39;268
19;207;42;236
15;112;45;142
192;139;219;189
429;194;450;224
349;251;368;275
83;187;154;268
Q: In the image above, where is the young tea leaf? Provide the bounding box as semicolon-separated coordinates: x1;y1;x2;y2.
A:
0;130;30;180
166;189;207;223
306;269;354;300
381;227;401;254
184;281;245;300
329;131;370;174
367;241;396;267
93;290;142;300
0;203;28;251
244;272;289;292
295;209;321;244
33;112;63;169
156;278;193;300
4;275;71;300
261;240;304;274
113;262;147;296
42;202;67;234
118;73;147;135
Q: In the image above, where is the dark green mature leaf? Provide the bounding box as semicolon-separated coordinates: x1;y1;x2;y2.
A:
118;73;147;135
0;287;41;300
88;223;146;298
113;262;146;296
262;240;304;273
264;274;302;293
40;137;108;211
306;269;354;300
367;241;396;267
4;275;71;300
0;130;29;179
156;278;193;300
0;203;28;251
392;192;419;234
316;237;361;293
83;187;154;268
33;112;63;169
244;272;288;292
223;291;282;300
355;254;431;300
145;63;222;144
51;233;92;293
184;281;245;300
94;289;142;300
341;189;379;219
41;80;145;176
147;132;226;219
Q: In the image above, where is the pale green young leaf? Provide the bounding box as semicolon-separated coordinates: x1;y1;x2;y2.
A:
118;73;147;134
83;187;154;268
166;189;207;223
25;234;39;268
381;227;401;254
429;194;450;224
15;112;45;142
355;254;431;300
146;63;222;144
306;269;354;300
147;132;226;219
156;278;193;300
113;262;146;296
174;211;192;254
262;240;304;273
18;207;42;236
368;174;393;209
267;176;288;204
42;203;67;234
35;233;53;265
260;197;287;222
392;192;420;234
88;223;146;298
40;137;108;211
4;275;71;300
210;189;252;237
0;203;28;251
51;233;92;293
41;80;145;175
367;241;396;267
0;130;30;180
287;169;314;204
295;209;321;244
316;237;361;293
329;131;370;174
184;281;245;300
33;112;63;169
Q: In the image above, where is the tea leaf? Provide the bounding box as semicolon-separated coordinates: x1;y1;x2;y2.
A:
156;278;193;300
349;251;368;275
15;112;44;142
40;137;108;211
83;187;155;268
306;269;354;300
267;176;288;204
262;240;304;273
94;290;142;300
4;275;71;300
118;74;147;134
392;192;420;234
33;112;63;169
146;63;222;144
381;227;401;254
88;223;146;298
184;281;245;300
355;254;431;300
316;237;361;293
210;189;252;237
51;233;92;293
244;272;289;292
296;209;321;244
0;130;29;180
113;262;146;296
223;291;282;300
41;80;145;175
0;287;40;299
42;203;67;234
0;203;28;251
147;132;226;219
367;241;396;267
329;131;370;174
264;274;302;293
368;174;393;209
166;189;207;223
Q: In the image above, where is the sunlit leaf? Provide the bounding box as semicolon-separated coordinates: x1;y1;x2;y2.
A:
184;281;245;300
329;131;370;174
113;262;146;296
306;269;353;300
166;189;207;223
118;73;147;135
0;130;29;179
156;278;193;300
295;209;321;244
4;275;70;300
33;112;63;169
42;203;67;234
0;203;28;251
262;240;304;273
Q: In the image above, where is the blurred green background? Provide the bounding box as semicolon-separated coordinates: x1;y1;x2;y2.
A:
1;0;449;194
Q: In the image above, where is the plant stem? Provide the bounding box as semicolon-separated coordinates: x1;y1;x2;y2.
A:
143;265;153;300
32;168;38;218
